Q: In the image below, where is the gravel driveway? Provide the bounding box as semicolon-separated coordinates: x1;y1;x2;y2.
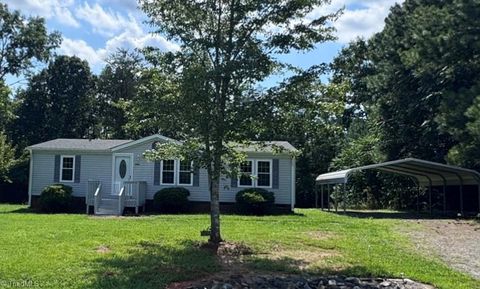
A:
406;218;480;280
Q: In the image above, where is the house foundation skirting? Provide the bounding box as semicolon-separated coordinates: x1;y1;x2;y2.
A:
30;195;87;213
30;196;293;214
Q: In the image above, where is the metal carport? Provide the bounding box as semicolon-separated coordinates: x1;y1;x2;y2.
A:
315;158;480;215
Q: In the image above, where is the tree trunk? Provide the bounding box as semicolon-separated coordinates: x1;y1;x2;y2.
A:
209;175;222;244
209;145;223;244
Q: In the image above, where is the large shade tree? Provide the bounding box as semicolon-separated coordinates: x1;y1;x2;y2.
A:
0;3;61;199
251;69;348;207
331;0;480;167
139;0;339;243
11;56;96;148
97;49;143;139
0;2;60;136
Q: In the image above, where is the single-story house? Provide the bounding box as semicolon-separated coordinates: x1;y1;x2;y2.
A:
26;134;297;215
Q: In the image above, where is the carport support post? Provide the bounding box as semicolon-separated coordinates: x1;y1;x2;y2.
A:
428;183;432;215
460;185;464;216
315;184;318;208
442;185;446;214
327;184;331;211
416;186;420;213
343;183;347;213
321;185;324;210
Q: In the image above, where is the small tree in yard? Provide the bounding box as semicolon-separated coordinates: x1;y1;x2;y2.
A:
0;131;15;183
140;0;339;244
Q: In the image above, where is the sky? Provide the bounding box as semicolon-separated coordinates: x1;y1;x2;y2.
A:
4;0;403;87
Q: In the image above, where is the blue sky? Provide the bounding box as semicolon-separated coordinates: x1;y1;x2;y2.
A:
4;0;402;87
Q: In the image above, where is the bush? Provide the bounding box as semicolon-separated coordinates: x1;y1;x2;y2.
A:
153;187;190;213
39;184;73;213
235;188;275;215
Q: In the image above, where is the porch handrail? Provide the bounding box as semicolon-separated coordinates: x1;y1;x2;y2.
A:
118;186;125;216
94;183;101;214
87;180;100;204
123;181;147;207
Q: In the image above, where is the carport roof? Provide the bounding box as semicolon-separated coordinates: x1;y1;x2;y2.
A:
316;158;480;186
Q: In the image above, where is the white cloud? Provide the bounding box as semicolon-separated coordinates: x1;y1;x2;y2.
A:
59;38;103;66
309;0;404;43
99;29;180;58
76;2;132;36
57;2;178;72
59;22;178;71
4;0;80;27
54;5;80;27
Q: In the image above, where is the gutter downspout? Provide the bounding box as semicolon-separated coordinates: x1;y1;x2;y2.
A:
28;149;33;207
291;156;296;211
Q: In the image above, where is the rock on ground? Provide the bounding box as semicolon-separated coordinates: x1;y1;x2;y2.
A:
187;275;435;289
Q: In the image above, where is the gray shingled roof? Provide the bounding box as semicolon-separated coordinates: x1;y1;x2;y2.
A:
27;138;132;151
234;141;298;153
27;137;297;154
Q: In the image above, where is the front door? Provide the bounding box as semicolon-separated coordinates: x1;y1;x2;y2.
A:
113;155;132;195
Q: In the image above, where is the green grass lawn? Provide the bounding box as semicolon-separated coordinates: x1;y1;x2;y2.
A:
0;204;478;289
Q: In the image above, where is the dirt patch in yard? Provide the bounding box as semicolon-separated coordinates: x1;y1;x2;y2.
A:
404;218;480;280
259;246;340;271
95;245;111;254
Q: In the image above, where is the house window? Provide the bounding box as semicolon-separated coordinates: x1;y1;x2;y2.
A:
178;160;193;186
161;160;175;184
60;156;75;182
238;160;253;187
256;160;271;188
237;159;272;188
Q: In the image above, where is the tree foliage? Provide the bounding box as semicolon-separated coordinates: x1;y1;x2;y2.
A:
250;69;348;207
11;56;96;148
0;3;61;80
0;131;15;182
0;81;13;131
332;0;480;168
139;0;339;242
97;49;143;139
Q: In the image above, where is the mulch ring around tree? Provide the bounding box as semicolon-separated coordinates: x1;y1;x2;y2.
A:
168;242;435;289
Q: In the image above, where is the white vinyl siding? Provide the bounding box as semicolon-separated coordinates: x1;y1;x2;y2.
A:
29;140;293;205
60;155;75;182
31;151;112;197
116;141;296;203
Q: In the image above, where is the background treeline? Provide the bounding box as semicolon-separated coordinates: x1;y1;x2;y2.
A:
1;0;479;209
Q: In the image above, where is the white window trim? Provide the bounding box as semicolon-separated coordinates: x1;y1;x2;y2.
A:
60;155;75;183
177;160;193;186
255;159;273;189
237;159;272;189
160;159;176;185
238;159;254;188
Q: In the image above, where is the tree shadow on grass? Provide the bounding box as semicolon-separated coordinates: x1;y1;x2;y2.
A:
0;207;39;214
86;240;220;289
87;238;394;289
328;210;453;220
